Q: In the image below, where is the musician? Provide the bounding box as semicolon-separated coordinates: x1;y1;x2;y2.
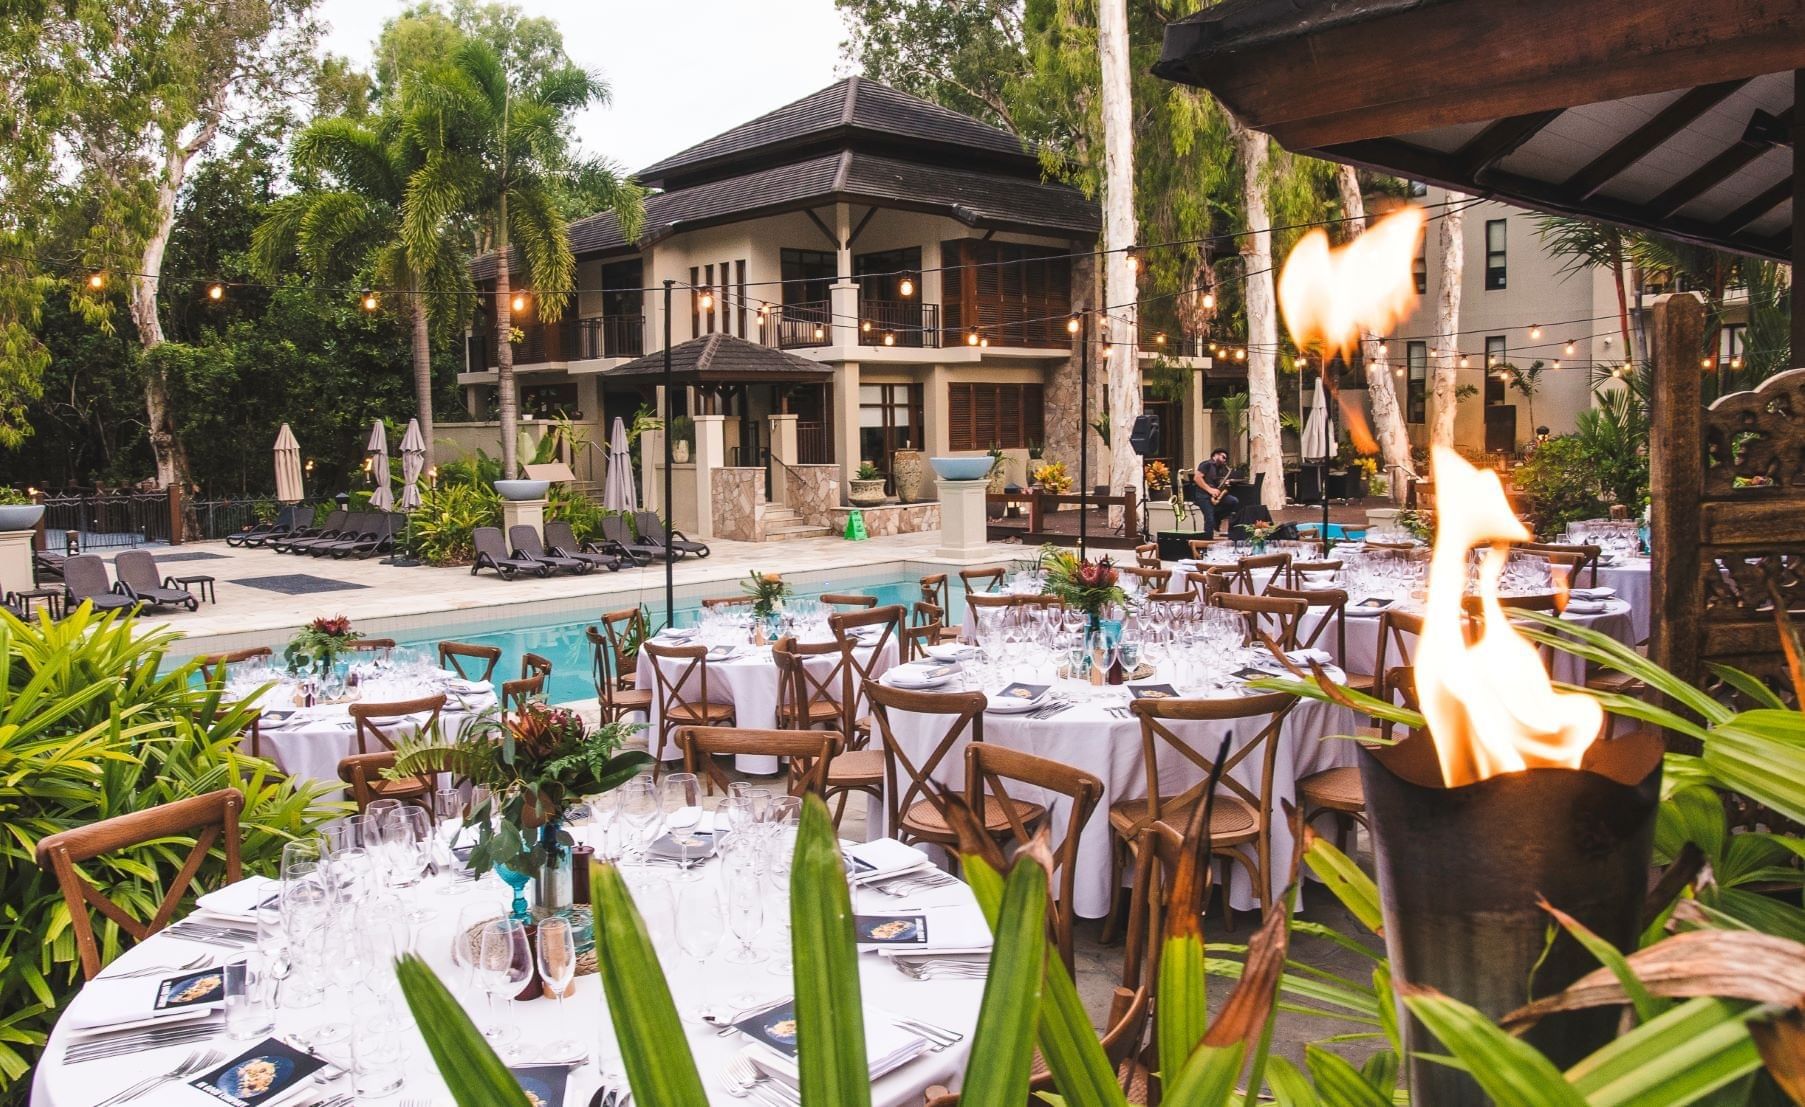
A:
1190;447;1240;536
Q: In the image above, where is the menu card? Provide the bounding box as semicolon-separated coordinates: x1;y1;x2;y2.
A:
190;1039;325;1105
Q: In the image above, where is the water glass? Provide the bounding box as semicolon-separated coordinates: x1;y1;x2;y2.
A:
721;852;766;965
661;772;703;836
476;918;531;1048
673;880;725;1022
614;775;662;863
223;954;277;1039
350;1014;408;1097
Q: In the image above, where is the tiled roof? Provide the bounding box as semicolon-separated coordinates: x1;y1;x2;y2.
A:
605;333;833;380
636;76;1032;188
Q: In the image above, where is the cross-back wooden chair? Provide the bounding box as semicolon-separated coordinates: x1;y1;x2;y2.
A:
196;646;272;686
1231;552;1292;595
339;751;409;813
957;565;1006;595
914;581;960;643
965;742;1101;969
1110;692;1297;930
865;681;994;850
1187;537;1220;560
820;592;877;609
1121;565;1172;593
1184;569;1231;604
920;573;950;612
1300;664;1421;852
1133;542;1161;568
963;592;1016;643
641;641;735;763
1263;585;1377;695
438;641;501;683
679;726;837;799
501;673;544;722
700;595;754;610
1210;591;1307;652
906;602;947;659
1143;589;1196;612
521;651;553;682
830;603;904;685
1286;559;1343;589
349;695;444;807
587;625;653;724
36;788;245;980
345;637;397;657
599;607;650;690
772;636;853;732
1518;542;1601;587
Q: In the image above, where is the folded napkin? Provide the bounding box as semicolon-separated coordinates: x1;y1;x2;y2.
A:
872;902;993;957
1569;586;1615;599
194;875;279;921
844;838;933;883
1285;648;1335;666
446;678;492;695
743;1006;929;1084
1565;598;1609;614
66;967;228;1033
923;643;978;661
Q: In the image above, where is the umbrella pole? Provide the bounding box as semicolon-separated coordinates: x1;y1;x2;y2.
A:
663;280;676;632
1078;310;1089;558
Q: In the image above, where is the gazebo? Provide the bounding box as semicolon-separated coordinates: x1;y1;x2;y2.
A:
1155;0;1805;700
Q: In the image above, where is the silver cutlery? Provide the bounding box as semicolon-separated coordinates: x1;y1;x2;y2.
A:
65;1019;224;1063
893;1015;964;1048
98;952;215;980
302;1096;355;1107
1028;698;1074;719
703;996;788;1036
91;1046;223;1106
723;1053;801;1106
893;958;988;981
866;871;958;897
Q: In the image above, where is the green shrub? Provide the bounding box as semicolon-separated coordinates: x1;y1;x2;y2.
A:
1574;388;1649;516
546;487;621;545
408;481;501;565
0;606;340;1099
1515;434;1608;537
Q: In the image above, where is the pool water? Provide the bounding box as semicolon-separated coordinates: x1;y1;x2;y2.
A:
392;568;968;705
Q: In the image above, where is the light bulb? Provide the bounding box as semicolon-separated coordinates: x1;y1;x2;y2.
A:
979;336;989;348
1378;342;1389;355
1552;358;1562;369
360;289;378;312
1202;292;1215;310
87;272;106;291
1529;325;1543;340
967;331;980;346
883;332;895;346
899;277;914;298
207;283;224;301
814;326;824;339
1155;332;1167;346
861;320;871;332
1126;247;1139;271
1701;357;1714;369
1067;315;1081;335
700;292;714;310
1731;356;1742;369
1459;355;1470;368
1236;348;1247;361
1563;340;1575;356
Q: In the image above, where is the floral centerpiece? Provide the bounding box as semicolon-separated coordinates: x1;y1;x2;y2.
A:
1247;520;1279;551
283;615;360;675
740;571;790;619
393;702;651;920
1144;459;1172;496
1038;545;1130;631
1032;460;1073;494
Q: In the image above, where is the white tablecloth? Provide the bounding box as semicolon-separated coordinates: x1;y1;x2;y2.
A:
1597;559;1651;645
1315;599;1637;689
878;673;1358;917
33;846;984;1107
248;672;496;793
637;635;899;772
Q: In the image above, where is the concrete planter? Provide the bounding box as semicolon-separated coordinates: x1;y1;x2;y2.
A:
892;450;932;503
672;440;691;463
494;480;550;501
0;504;45;531
847;478;887;507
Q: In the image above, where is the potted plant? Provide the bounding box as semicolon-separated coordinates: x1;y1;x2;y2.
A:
848;460;887;506
283;615;361;677
985;443;1008;494
669;415;694;464
1031;460;1073;495
0;487;43;532
393;702;650;922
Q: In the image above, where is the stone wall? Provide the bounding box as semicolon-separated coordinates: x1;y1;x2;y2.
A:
712;468;765;541
828;502;941;537
784;464;840;526
1043;253;1108;480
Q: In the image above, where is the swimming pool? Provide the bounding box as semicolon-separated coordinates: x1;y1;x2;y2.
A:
390;564;973;705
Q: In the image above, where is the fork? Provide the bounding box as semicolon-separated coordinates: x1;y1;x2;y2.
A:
95;1045;223;1106
98;952;214;980
894;959;988;982
722;1053;801;1106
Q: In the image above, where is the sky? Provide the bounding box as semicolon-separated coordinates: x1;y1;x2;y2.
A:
313;0;853;173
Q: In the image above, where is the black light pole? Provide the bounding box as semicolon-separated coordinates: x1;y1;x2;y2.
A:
662;279;676;629
1077;310;1090;558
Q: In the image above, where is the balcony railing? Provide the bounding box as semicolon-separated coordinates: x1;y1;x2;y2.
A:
859;300;940;348
466;313;644;371
770;301;832;350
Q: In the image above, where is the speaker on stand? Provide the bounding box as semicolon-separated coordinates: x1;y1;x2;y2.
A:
1129;413;1163;544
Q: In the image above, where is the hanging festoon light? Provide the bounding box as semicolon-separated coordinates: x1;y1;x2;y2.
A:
700;290;714;311
1067;314;1082;335
1125;245;1140;272
87;272;106;291
511;291;529;313
861;320;872;333
1202;292;1215;310
360;287;379;312
1236;347;1247;361
1459;355;1470;369
899;276;914;298
1564;340;1576;356
207;283;225;302
883;332;896;346
967;329;980;347
1155;332;1167;346
1529;324;1543;340
1701;357;1714;370
1552;358;1563;369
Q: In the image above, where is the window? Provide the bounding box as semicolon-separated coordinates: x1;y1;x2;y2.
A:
1484;219;1507;290
941;240;1073;347
948;383;1046;450
858;384;924;488
1484;335;1508;405
1719;323;1747;363
1413;249;1427;295
781;249;837;307
1406;341;1427;423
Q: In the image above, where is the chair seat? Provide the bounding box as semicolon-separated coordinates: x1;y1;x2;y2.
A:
901;796;1046;840
1107;793;1259;845
780;698;843;726
1342;671;1379;695
368;776;428;801
1298;766;1365;813
826;749;884;786
607;687;655;710
667;702;735;724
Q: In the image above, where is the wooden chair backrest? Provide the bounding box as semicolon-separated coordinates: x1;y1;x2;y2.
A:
864;680;985;840
599;607;648;684
1143;589;1196;610
196;646;272;686
1121;565;1172;592
771;636;854;735
1187;538;1221;560
902;609;943;662
965;742;1102;969
339;751;403;812
958;566;1006;595
964;592;1015;642
700;595;754;609
36;788;244;979
438;640;501;683
345;637;397;655
586;626;626;708
350;694;447;754
501;674;544;719
831;605;904;719
1287;559;1343;588
1134;542;1161;568
1210;591;1307;650
820;592;878;609
920;574;950;612
1518;542;1601;587
521;651;553;681
642;641;717;721
1264;585;1348;656
680;726;837;797
1233;552;1292;594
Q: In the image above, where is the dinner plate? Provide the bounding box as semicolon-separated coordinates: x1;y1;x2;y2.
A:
983;692;1048;714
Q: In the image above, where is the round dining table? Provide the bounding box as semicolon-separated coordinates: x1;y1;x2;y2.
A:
33;840;985;1107
1595;558;1651;645
877;668;1359;918
1312;596;1638;688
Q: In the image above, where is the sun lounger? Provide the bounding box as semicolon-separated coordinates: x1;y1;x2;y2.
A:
509;525;594;575
635;511;710;559
272;508;347;553
228;503;309;548
317;513;399;559
471;526;550;579
542;520;621;572
296;511;376;556
599;514;659;565
61;554;139;613
113;549;199;611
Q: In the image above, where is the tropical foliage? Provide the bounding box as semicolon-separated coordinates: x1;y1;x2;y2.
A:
0;605;339;1101
407;480;502;565
741;571;791;619
1038;545;1129;619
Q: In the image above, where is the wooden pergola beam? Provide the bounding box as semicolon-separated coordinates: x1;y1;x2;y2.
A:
1155;0;1805;151
1564;79;1751;200
1456;110;1565;179
1647;108;1792;220
1717;177;1792;235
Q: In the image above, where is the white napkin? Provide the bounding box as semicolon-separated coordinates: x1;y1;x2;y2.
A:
1569;587;1616;599
446;678;492;695
888;661;956;687
1565;598;1609;614
844;839;932;883
194;875;279;921
65;973;224;1033
1285;648;1335;666
873;902;994;957
746;1015;929;1084
923;643;978;661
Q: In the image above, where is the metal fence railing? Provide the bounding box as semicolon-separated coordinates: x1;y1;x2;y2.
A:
39;493;172;549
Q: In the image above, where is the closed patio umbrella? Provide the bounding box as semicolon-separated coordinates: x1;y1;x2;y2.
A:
366;419;395;511
603;416;638;513
398;418;425;510
1301;373;1333;548
273;423;304;504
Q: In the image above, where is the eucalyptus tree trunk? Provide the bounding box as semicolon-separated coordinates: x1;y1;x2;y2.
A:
1430;192;1468;450
1335;165;1413;490
494;191;519;477
1098;0;1140;525
411;288;436;472
1233;119;1284;511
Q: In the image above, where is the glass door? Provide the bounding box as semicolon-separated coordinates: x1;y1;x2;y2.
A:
858;383;924;492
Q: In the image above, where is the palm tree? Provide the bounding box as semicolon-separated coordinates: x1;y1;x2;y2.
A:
1498;359;1545;441
251;114;467;470
1534;215;1637;361
402;39;640;477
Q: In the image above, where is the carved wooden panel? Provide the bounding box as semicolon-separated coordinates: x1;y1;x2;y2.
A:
1700;550;1805;621
1702;367;1805;496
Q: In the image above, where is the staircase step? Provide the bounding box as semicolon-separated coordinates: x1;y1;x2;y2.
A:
766;523;831;541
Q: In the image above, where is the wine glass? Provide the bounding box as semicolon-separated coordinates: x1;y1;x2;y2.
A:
673;879;725;1023
1117;637;1142;679
535;916;582;1058
661;772;702;836
720;795;758;843
728;783;773;826
432;788;466;894
721;851;765;966
614;775;662;865
476;918;530;1049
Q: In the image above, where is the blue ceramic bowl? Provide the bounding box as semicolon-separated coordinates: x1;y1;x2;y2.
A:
929;457;993;481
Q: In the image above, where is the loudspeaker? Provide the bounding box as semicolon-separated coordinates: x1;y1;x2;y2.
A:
1128;412;1163;457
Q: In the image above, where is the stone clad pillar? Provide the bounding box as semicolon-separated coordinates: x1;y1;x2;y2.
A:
692;414;725;540
500;498;545;543
0;530;33;597
768;413;798;506
935;478;990;560
834;362;862;490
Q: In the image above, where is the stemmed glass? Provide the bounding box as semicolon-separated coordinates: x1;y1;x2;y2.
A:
721;848;766;967
1117;636;1142;679
720;795;759;844
432;788;466;894
614;775;662;865
535;916;582;1058
673;879;725;1023
728;783;772;826
476;917;531;1050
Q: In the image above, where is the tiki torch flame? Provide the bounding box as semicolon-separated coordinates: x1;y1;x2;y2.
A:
1277;206;1426;360
1416;448;1604;785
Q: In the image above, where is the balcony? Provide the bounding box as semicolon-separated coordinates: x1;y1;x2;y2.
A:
467;314;644;371
858;300;940;348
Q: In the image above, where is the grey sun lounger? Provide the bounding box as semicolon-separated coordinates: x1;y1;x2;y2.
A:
316;513;399;558
61;554;139;613
296;511;373;556
600;514;659;565
635;511;710;559
272;508;347;553
542;520;621;572
471;526;550;579
510;525;594;575
113;549;199;611
228;503;309;548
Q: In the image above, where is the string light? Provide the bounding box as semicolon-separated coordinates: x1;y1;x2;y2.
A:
1126;245;1140;271
1378;341;1389;355
1202;292;1215;310
699;291;714;310
87;272;106;291
1529;324;1543;340
1552;358;1562;369
899;277;914;298
360;288;379;312
1154;332;1167;346
980;335;989;348
206;283;224;302
509;292;525;312
883;332;895;346
861;320;871;332
813;325;824;340
1563;340;1575;356
1067;314;1082;335
1701;357;1714;370
1459;355;1470;368
1236;348;1247;361
1730;356;1743;369
967;330;980;347
1489;356;1500;367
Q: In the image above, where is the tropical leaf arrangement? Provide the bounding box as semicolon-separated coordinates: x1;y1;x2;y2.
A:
282;614;360;674
391;704;649;876
740;571;790;619
1038;544;1130;620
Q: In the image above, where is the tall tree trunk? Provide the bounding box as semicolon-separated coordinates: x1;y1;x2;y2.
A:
131;136;200;494
410;288;436;471
1233;119;1284;511
1430;192;1468;450
1609;237;1634;363
494;191;518;477
1334;165;1412;491
1098;0;1139;525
